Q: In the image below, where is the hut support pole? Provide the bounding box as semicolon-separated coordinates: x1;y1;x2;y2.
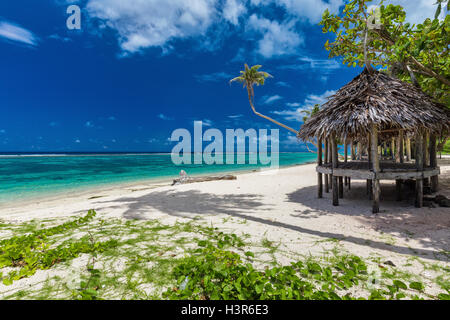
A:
351;141;356;160
317;139;323;199
391;138;395;160
357;142;362;160
430;134;438;192
367;136;372;200
406;138;411;162
324;139;329;193
395;131;404;201
331;137;339;206
423;132;430;188
371;125;380;214
415;133;424;208
344;141;348;187
328;140;332;189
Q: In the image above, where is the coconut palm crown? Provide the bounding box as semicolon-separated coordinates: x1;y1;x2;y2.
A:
230;64;298;135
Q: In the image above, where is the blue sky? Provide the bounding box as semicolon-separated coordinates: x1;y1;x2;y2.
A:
0;0;440;152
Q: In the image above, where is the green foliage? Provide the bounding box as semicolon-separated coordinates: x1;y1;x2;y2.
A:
302;104;321;123
229;64;272;98
320;0;449;106
164;239;370;300
73;267;103;300
0;210;118;285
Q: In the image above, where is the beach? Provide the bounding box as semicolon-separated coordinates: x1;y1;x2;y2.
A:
1;161;449;298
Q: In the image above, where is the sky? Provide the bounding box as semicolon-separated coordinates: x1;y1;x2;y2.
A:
0;0;442;152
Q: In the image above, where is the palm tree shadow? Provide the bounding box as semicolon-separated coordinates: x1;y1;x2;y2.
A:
95;187;449;262
96;189;269;220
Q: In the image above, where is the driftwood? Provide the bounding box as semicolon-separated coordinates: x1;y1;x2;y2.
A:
172;170;237;186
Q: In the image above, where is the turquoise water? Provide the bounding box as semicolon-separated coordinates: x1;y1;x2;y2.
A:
0;153;316;204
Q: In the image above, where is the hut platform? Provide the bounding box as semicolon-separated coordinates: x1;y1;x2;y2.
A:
317;161;440;180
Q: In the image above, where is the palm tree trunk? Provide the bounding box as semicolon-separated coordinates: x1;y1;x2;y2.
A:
247;90;298;135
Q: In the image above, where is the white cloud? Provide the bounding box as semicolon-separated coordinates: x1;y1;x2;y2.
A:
272;90;336;122
158;114;174;121
86;0;217;54
48;34;72;42
194;72;233;82
280;56;341;74
76;0;345;58
223;0;247;25
227;114;244;119
381;0;445;23
85;121;95;128
275;81;291;88
262;94;283;104
194;119;213;127
247;14;303;58
250;0;344;23
0;21;38;46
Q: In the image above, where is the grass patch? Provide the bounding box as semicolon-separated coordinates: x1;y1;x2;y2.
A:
1;210;449;300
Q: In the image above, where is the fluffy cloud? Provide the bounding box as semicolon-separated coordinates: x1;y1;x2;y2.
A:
272;90;336;122
0;21;38;46
223;0;247;25
86;0;217;53
247;14;303;58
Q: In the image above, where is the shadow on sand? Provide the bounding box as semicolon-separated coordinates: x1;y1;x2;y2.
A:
95;181;449;262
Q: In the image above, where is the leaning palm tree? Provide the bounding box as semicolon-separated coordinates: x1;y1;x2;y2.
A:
229;64;298;134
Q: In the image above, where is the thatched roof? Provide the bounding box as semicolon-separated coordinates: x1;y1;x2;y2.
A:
298;68;450;142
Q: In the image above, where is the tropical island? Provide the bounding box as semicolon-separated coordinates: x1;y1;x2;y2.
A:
0;0;449;301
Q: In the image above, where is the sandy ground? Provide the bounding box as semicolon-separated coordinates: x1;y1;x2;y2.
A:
0;161;449;297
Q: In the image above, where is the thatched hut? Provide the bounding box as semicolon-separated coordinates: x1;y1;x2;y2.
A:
299;68;450;213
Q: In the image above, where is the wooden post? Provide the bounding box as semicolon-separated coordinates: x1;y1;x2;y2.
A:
371;124;380;214
324;139;329;193
415;133;424;208
328;139;332;189
406;138;411;162
351;140;356;160
430;133;438;192
391;137;395;160
317;138;323;198
398;131;404;163
423;132;430;188
367;135;372;200
331;137;339;206
344;140;348;186
357;141;362;160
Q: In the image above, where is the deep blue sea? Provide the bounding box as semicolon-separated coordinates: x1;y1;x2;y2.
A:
0;152;316;204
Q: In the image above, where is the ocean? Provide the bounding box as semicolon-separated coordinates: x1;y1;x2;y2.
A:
0;152;316;204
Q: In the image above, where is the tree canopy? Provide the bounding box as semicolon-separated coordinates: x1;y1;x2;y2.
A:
320;0;449;107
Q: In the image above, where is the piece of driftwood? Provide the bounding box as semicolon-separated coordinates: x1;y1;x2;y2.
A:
172;171;237;186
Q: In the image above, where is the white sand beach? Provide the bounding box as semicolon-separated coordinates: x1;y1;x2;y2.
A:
1;161;449;298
